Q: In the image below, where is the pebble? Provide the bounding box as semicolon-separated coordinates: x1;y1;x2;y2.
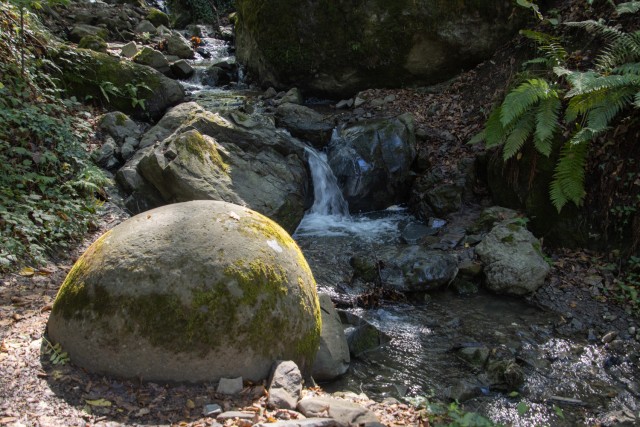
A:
203;403;222;416
629;326;636;335
602;331;618;344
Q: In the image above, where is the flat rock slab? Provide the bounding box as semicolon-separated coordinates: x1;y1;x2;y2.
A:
297;397;378;427
255;419;339;427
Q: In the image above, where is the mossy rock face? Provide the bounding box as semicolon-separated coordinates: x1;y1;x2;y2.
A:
78;35;108;53
47;200;321;382
147;8;170;27
235;0;523;96
50;46;184;120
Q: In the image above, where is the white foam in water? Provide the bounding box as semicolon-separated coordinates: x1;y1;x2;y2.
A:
294;142;410;240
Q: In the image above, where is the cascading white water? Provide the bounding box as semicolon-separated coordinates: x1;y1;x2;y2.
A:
306;148;349;216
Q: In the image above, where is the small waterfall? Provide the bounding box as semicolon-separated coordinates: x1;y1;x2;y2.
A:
306;147;349;217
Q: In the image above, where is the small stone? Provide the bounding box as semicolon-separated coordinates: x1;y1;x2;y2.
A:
587;329;597;342
203;403;222;416
335;99;353;109
263;87;278;99
217;377;243;395
121;41;138;58
629;326;636;335
353;96;366;108
602;331;617;344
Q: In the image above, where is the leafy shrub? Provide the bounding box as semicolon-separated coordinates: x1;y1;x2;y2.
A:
472;4;640;212
0;3;109;270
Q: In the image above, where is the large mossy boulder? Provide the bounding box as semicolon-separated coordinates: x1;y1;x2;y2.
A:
235;0;523;96
50;46;184;119
47;201;321;383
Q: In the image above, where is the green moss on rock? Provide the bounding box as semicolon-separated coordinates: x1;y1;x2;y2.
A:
147;8;170;27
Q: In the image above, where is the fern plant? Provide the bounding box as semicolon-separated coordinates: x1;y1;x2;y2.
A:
472;12;640;212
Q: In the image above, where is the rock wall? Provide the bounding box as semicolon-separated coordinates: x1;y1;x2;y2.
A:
235;0;523;97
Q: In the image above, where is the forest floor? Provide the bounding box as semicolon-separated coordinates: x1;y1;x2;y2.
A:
1;1;639;425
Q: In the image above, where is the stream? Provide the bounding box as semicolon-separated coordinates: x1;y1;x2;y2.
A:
181;29;640;426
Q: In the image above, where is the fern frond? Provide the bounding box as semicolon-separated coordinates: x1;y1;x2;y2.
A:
520;29;567;66
617;1;640;15
503;111;535;160
484;106;507;148
500;79;552;127
565;20;623;41
635;91;640;108
614;62;640;75
565;72;640;97
534;95;562;156
586;86;637;129
550;133;592;212
597;31;640;70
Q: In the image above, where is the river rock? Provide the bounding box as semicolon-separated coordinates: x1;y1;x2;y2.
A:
342;313;389;358
275;103;334;149
378;246;458;293
235;0;521;96
217;377;244;395
327;114;416;212
97;111;141;144
115;149;165;213
268;361;303;410
69;24;108;43
133;46;170;75
78;35;107;52
46;200;321;382
51;46;184;120
146;8;170;27
135;19;156;34
467;206;520;234
312;294;350;381
120;41;138;58
128;102;310;232
297;397;378;427
475;219;550;295
165;31;194;59
170;59;195;79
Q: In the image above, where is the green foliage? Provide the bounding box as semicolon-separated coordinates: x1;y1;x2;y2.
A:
472;10;640;212
43;337;69;365
0;3;108;270
407;396;501;427
615;255;640;315
617;1;640;15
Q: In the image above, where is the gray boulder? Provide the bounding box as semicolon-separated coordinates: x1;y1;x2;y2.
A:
378;246;458;293
235;0;522;96
69;24;108;43
327;114;416;212
170;59;195;79
131;102;310;232
475;219;550;295
311;294;350;381
47;201;321;382
135;19;156;34
166;31;194;59
297;397;378;427
134;47;170;75
275;103;334;149
120;41;138;58
268;361;303;410
97;112;141;144
115;148;165;214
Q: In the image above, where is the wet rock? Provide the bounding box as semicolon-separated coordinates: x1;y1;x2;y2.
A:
486;359;525;390
453;343;490;367
399;222;438;245
475;219;550;296
378;246;458;293
217;377;243;395
458;259;483;279
344;315;389;358
277;88;303;105
170;59;195;79
451;278;480;295
275;103;334;149
445;380;480;402
349;256;379;283
327;114;416;212
335;99;353;109
297;396;378;427
312;295;350;381
268;361;303;410
203;65;231;87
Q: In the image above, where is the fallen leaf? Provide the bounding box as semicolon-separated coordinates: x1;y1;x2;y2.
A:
186;399;195;409
41;304;53;312
85;398;112;407
19;267;35;277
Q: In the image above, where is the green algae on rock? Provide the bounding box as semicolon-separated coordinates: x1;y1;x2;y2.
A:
47;201;321;383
